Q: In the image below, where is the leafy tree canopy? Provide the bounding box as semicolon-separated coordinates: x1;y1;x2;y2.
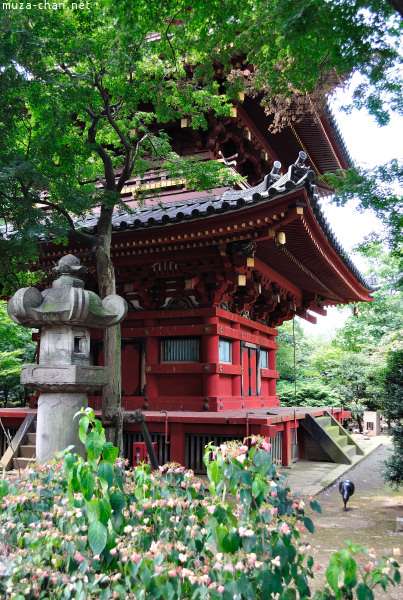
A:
0;0;402;281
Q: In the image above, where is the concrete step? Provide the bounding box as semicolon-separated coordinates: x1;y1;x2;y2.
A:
316;416;331;428
13;457;35;470
26;432;36;445
335;435;349;448
345;445;357;458
325;425;340;437
19;445;36;458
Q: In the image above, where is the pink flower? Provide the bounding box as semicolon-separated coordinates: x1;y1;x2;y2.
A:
270;507;278;516
262;441;272;451
217;586;225;594
314;562;322;571
74;551;85;563
155;566;163;573
271;491;277;497
206;505;216;515
279;522;291;535
363;562;375;573
110;548;117;555
224;564;234;573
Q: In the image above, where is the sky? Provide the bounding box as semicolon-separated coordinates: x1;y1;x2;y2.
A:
300;86;403;336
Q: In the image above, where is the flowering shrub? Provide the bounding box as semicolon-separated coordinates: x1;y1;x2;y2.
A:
0;409;400;599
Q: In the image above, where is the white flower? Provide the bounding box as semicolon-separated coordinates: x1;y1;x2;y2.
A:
271;556;281;568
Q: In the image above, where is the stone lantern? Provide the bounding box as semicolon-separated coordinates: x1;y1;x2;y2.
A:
7;254;127;462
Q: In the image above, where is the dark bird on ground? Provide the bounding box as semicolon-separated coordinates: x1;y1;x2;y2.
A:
339;480;355;511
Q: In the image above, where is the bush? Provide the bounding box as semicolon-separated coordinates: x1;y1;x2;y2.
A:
0;408;399;599
277;381;340;408
383;349;403;486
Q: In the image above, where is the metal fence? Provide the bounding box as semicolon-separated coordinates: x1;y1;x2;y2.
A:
185;434;243;473
123;431;170;467
291;427;299;462
271;431;283;464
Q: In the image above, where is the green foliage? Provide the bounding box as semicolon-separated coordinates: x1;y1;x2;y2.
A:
277;380;340;407
0;301;35;407
0;1;403;278
276;320;315;383
326;164;403;255
0;422;399;599
382;349;403;486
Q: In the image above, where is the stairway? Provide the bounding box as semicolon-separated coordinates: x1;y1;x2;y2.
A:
0;413;37;471
301;411;364;464
12;431;36;470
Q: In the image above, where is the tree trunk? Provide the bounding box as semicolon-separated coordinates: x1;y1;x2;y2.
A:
94;212;123;446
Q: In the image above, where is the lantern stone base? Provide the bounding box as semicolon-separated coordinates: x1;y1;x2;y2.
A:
36;393;88;463
21;364;108;393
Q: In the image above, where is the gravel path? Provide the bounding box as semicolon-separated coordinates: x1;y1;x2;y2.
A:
300;438;403;599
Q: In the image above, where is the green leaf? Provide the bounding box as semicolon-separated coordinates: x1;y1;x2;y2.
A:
252;476;265;499
64;452;76;471
273;537;288;568
86;431;103;460
80;468;95;501
253;449;272;474
88;520;107;555
85;498;100;523
309;499;322;513
339;548;357;584
207;460;220;486
356;583;374;600
209;481;217;498
326;554;341;593
0;478;9;500
241;533;257;554
141;567;151;588
98;461;114;487
222;531;240;553
110;490;126;516
102;442;119;463
79;416;89;443
302;517;314;534
98;499;112;525
240;487;252;507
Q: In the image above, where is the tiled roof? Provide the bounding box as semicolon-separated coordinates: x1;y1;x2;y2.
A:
75;152;371;291
78;152;315;233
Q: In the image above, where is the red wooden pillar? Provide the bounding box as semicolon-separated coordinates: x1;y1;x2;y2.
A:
202;319;220;399
269;336;277;397
282;421;292;466
169;422;186;466
231;323;242;398
145;333;158;398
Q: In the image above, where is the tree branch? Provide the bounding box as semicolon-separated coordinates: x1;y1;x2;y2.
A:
35;198;97;247
165;8;184;72
84;109;116;189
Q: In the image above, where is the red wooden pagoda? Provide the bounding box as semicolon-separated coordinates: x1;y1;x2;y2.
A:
0;100;374;470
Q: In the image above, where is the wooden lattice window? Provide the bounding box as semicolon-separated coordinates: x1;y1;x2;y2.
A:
162;338;199;362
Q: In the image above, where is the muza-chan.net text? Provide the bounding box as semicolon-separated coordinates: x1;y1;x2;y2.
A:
2;2;91;10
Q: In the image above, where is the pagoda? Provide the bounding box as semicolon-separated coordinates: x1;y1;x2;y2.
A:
0;99;373;471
